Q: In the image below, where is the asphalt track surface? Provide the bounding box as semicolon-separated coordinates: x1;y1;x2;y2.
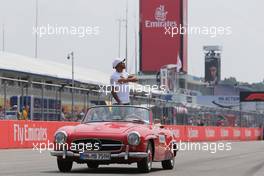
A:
0;141;264;176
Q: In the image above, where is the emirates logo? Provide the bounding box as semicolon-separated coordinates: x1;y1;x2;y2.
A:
145;4;176;28
155;5;168;21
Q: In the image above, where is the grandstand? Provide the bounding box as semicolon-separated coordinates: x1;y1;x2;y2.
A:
0;52;153;121
0;52;109;86
0;52;111;120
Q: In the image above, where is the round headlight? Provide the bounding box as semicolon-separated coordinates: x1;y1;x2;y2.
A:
55;131;67;144
127;131;141;146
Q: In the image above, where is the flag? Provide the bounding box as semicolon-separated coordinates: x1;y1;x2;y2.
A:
176;54;182;72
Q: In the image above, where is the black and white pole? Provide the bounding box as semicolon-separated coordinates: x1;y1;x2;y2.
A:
125;0;128;66
35;0;39;58
2;23;5;52
67;52;74;118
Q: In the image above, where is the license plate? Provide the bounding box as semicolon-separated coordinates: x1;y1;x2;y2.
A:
80;152;111;160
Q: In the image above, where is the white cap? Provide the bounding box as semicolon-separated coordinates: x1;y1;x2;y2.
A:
112;58;125;68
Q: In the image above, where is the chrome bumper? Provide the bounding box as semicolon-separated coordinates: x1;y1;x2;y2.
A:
50;151;148;159
51;145;148;160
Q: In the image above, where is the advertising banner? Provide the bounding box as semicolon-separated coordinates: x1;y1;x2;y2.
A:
0;120;78;149
0;121;262;149
166;125;187;141
197;96;240;110
204;127;219;141
240;92;264;102
205;55;221;85
140;0;187;72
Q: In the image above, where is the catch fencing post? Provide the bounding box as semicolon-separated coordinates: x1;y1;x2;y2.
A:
3;80;6;117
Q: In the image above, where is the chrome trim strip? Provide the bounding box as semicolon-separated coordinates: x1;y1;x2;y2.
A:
50;151;148;159
101;144;124;147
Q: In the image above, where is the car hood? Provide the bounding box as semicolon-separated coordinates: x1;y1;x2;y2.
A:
73;122;145;135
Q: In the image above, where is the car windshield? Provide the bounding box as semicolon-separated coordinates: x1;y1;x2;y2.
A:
83;106;150;124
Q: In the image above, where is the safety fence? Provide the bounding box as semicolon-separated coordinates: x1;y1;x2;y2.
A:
0;120;262;149
1;76;264;128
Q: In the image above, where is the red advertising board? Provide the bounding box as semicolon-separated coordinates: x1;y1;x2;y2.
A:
140;0;188;72
165;125;187;141
0;120;79;149
164;125;262;142
204;127;218;141
0;120;9;148
0;121;263;149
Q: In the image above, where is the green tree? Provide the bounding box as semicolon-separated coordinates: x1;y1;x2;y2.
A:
221;77;238;85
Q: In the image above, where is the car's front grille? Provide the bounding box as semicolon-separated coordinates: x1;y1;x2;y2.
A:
72;139;123;152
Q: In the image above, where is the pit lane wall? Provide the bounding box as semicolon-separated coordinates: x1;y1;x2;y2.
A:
0;120;263;149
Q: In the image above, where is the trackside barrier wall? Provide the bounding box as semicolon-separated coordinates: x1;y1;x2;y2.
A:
165;125;263;142
0;120;78;149
0;120;263;149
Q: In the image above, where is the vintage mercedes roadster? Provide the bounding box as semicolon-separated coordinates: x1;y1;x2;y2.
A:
51;105;177;173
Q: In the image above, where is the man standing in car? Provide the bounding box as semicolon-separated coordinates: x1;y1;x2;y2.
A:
110;58;138;105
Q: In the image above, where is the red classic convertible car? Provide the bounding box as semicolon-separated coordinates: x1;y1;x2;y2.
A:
51;105;178;173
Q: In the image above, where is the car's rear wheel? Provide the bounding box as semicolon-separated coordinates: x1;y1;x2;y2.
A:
161;157;175;170
137;142;153;173
57;158;73;172
87;162;99;169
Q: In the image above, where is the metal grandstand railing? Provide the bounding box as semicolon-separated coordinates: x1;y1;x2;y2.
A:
0;76;263;127
0;76;108;121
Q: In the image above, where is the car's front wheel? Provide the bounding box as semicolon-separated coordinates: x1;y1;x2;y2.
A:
57;158;73;172
161;157;175;170
137;142;153;173
87;162;99;169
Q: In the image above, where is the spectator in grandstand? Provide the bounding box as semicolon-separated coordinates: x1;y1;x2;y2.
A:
75;110;85;122
161;115;168;124
11;105;21;120
198;119;205;126
11;105;17;111
0;106;5;120
216;120;221;126
21;105;29;120
61;108;66;121
79;109;85;118
0;106;4;119
110;58;138;105
188;118;194;126
216;119;224;126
